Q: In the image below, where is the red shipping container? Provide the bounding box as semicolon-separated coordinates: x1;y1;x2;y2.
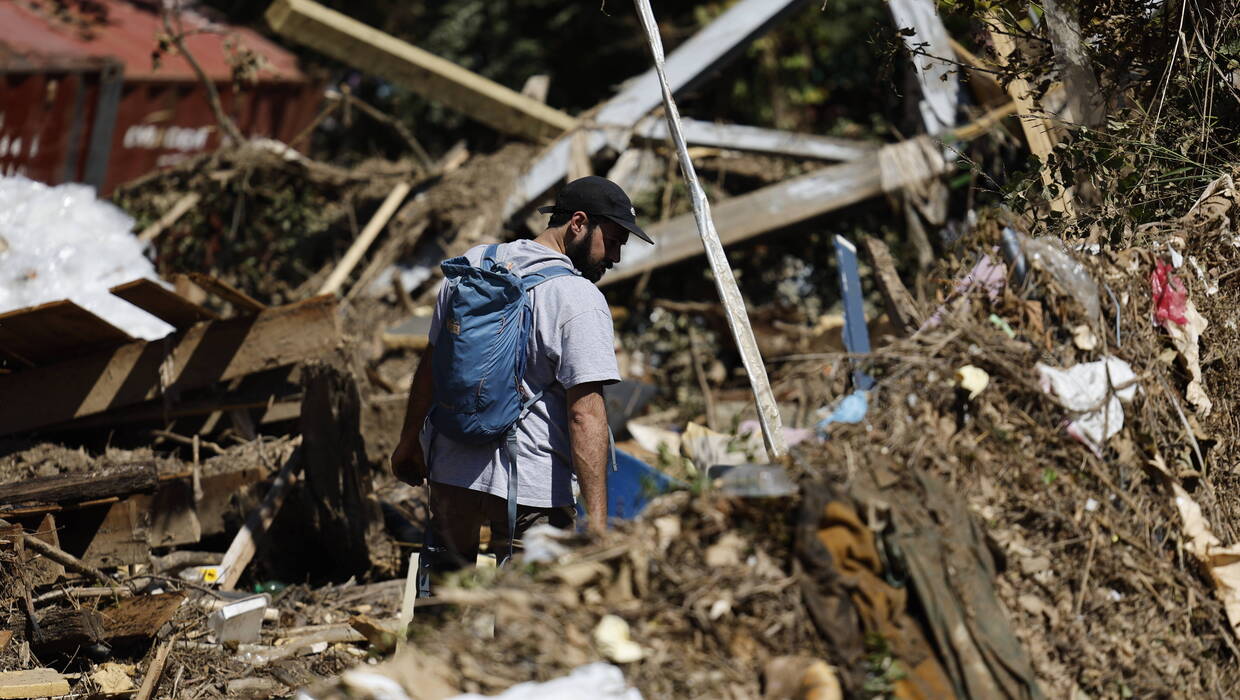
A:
0;0;321;194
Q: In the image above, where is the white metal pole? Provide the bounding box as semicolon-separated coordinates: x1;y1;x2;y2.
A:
631;0;787;459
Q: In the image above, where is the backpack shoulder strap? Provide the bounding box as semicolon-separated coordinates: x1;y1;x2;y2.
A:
482;243;501;270
520;265;578;291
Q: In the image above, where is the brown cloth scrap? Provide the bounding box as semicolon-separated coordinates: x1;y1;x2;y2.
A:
797;485;955;699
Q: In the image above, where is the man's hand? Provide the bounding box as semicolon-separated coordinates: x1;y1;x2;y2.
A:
567;381;609;536
390;437;427;486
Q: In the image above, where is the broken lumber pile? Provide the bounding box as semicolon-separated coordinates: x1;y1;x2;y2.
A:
0;278;340;436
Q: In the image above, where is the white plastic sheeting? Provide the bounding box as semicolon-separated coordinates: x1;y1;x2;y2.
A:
0;176;174;340
452;663;642;700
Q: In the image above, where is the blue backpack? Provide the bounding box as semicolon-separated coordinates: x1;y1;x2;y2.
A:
429;243;576;558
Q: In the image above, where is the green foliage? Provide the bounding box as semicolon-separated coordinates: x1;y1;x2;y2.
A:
862;632;909;698
113;154;350;303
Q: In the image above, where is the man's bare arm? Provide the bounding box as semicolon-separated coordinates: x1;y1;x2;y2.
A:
567;381;609;535
391;345;435;485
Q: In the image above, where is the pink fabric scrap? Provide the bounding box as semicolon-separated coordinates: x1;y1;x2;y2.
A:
1150;259;1188;326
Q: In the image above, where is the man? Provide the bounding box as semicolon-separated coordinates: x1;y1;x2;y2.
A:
390;176;653;569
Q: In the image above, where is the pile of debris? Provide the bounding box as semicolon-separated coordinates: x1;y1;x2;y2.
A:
0;0;1236;697
285;173;1240;700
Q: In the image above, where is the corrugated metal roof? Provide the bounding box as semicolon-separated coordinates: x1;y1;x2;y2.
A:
0;0;307;83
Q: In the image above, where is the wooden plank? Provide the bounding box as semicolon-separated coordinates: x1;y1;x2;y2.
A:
986;12;1074;215
0;463;158;507
97;592;186;645
860;236;922;334
77;499;149;568
197;467;268;537
218;446;303;590
133;479;201;548
888;0;959;134
319;181;413;296
502;0;809;218
634;117;877;161
265;0;576;142
110;279;220;329
134;635;175;700
0;299;133;367
0;669;71;699
186;272;266;314
602;155;882;286
0;295;339;436
600;105;1018;286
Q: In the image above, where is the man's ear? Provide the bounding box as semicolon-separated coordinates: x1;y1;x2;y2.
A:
568;211;590;237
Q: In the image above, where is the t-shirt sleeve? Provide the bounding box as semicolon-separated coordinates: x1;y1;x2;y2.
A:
550;282;621;390
427;279;450;343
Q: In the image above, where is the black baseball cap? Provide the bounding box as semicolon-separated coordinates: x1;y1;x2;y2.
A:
537;176;653;244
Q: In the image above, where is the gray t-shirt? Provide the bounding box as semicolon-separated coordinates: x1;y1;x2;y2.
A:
423;239;620;507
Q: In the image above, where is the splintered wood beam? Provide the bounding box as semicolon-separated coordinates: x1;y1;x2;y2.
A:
0;296;339;436
265;0;576;142
0;463;158;506
634;117;878;162
503;0;809;218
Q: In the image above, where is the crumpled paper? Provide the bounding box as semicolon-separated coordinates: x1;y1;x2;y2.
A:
1172;483;1240;637
1036;356;1138;455
1164;299;1211;417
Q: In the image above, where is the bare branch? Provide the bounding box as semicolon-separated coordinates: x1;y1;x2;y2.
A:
160;1;245;145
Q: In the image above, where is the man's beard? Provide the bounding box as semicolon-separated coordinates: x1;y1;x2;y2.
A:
566;226;608;283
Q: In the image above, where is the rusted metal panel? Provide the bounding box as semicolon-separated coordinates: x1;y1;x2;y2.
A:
100;79;320;191
0;1;306;82
0;68;101;182
0;0;321;193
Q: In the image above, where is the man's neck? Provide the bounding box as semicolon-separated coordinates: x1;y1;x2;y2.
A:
532;227;567;255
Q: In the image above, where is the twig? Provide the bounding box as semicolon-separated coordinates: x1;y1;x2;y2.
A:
152;429;226;455
688;325;718;431
35;586;133;605
1074;523;1097;616
1155;372;1207;478
138;193;201;243
339;91;434;171
288;97;341;151
1;519;131;592
160;4;244;145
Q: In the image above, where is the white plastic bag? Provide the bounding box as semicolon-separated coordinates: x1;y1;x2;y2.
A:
0;175;173;339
